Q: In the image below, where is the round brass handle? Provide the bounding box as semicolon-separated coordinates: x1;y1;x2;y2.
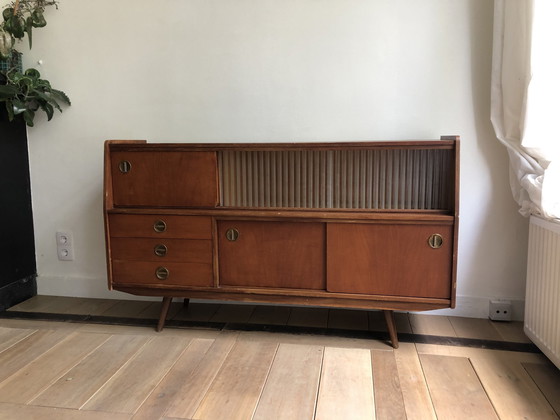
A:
225;228;239;242
428;233;444;249
154;244;168;257
155;266;169;280
118;160;132;174
153;220;167;233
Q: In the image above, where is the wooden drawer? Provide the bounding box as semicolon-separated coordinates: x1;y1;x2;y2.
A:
110;151;218;208
112;261;213;287
218;220;325;290
110;238;212;263
327;223;453;298
108;214;212;239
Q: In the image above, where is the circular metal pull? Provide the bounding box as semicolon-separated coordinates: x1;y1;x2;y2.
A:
153;220;167;233
154;244;168;257
118;160;132;174
428;234;444;249
155;266;169;280
225;228;239;242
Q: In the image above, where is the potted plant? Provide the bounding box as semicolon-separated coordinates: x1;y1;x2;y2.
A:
0;0;70;126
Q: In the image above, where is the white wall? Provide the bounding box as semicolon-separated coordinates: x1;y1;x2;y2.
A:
14;0;528;318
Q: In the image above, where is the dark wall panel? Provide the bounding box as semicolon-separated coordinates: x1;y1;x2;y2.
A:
0;111;37;310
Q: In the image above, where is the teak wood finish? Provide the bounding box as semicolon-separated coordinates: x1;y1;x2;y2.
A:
103;137;460;348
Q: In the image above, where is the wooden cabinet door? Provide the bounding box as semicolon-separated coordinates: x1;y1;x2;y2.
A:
327;223;453;298
218;221;326;290
110;151;218;207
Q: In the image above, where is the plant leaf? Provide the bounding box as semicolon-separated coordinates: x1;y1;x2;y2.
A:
23;109;35;127
5;101;14;121
0;84;18;98
39;101;54;120
25;16;33;49
51;89;71;105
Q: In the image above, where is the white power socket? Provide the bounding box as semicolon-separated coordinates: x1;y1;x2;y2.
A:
56;231;74;261
489;300;512;321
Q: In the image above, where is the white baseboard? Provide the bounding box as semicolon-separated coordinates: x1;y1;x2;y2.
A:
36;275;160;302
36;275;526;320
413;295;525;321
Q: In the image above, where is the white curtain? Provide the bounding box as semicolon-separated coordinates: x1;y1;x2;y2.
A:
491;0;560;221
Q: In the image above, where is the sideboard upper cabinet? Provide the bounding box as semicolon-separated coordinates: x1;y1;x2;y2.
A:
104;137;459;347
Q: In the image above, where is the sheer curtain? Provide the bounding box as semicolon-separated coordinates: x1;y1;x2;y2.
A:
491;0;560;221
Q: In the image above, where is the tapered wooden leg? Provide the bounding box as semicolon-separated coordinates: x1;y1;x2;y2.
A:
183;298;190;308
156;297;173;332
383;310;399;349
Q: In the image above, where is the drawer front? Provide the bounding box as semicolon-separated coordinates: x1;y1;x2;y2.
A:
111;151;218;208
112;261;213;287
110;238;212;263
108;214;212;239
327;223;453;298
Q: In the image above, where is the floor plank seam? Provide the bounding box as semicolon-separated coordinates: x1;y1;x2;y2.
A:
0;310;541;354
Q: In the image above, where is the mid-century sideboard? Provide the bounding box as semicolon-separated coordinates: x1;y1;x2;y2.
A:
103;137;459;347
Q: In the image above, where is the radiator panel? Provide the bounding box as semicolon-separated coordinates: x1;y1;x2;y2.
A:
525;215;560;369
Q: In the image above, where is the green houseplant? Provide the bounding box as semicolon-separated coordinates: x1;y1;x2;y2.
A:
0;0;70;126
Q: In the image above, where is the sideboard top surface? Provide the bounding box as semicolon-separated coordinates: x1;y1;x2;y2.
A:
105;138;458;152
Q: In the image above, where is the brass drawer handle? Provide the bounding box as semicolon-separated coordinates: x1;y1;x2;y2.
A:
154;244;168;257
153;220;167;233
155;266;169;280
118;160;132;174
428;234;444;249
225;228;239;241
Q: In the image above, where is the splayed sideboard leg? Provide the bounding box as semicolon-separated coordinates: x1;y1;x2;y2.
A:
383;310;399;349
156;296;173;332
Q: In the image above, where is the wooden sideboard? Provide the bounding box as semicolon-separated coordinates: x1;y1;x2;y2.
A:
104;137;460;347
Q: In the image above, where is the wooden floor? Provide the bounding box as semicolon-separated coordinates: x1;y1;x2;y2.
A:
0;296;558;420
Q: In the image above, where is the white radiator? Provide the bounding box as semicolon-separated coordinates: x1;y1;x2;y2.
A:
525;215;560;369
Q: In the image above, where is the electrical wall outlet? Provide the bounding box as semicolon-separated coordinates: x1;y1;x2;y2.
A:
56;231;74;261
489;300;512;321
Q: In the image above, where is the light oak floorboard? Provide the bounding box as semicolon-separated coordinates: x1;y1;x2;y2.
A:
0;329;68;383
59;298;119;315
0;318;79;331
493;321;531;343
253;343;323;420
288;307;329;328
193;339;278;420
0;326;36;353
471;352;558;419
523;361;560;416
315;346;375;420
99;300;154;318
31;334;151;409
136;301;183;320
368;311;412;334
248;305;292;325
328;308;369;331
448;317;501;341
0;332;110;404
394;343;437;420
408;313;456;337
210;303;256;323
419;354;498;419
371;350;407;420
6;295;76;313
237;329;389;350
82;336;191;414
6;295;48;311
0;402;132;420
172;302;220;322
417;344;557;420
163;332;239;419
132;338;215;420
